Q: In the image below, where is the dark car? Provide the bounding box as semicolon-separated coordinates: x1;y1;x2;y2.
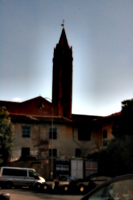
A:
77;173;111;194
81;174;133;200
57;174;78;193
0;193;10;200
42;174;78;194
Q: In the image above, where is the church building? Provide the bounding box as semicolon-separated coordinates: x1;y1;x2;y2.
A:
0;27;120;179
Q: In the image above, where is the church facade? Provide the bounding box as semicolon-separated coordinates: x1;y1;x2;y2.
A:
0;28;120;179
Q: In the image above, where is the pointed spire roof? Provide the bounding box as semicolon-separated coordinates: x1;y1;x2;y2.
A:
59;28;69;47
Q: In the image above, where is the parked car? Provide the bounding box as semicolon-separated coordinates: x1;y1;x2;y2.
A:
77;173;111;194
81;174;133;200
59;174;78;193
42;174;78;194
0;166;45;190
0;193;10;200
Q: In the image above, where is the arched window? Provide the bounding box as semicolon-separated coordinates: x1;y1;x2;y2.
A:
103;130;107;146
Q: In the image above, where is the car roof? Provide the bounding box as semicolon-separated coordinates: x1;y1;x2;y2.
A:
81;174;133;200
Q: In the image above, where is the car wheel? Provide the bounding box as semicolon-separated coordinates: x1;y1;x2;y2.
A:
5;181;13;189
43;184;48;190
63;185;69;193
34;183;41;191
79;184;85;193
43;183;50;192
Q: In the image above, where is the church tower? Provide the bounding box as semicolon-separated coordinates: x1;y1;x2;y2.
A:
52;28;73;119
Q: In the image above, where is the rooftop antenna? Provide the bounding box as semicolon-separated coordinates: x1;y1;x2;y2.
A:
61;20;65;28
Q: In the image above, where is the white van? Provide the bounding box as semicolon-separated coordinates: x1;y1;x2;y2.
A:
0;166;45;189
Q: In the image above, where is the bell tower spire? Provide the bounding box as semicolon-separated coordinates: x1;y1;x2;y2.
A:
52;26;73;119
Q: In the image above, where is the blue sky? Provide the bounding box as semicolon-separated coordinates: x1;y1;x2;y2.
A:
0;0;133;116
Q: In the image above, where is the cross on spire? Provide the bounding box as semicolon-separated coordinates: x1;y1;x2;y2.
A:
61;20;65;28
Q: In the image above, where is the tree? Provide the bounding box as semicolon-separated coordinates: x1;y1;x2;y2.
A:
112;99;133;138
98;99;133;176
0;106;14;165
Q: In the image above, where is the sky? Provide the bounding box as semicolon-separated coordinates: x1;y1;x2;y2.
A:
0;0;133;116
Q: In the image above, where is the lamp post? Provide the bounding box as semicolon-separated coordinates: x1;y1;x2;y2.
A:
45;97;53;180
51;102;53;180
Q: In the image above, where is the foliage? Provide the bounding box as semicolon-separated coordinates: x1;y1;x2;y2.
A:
0;106;14;165
112;99;133;138
98;136;133;176
98;99;133;176
87;151;99;161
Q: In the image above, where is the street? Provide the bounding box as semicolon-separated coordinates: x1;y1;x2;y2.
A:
0;189;83;200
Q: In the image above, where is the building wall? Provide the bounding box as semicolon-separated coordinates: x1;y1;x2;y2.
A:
12;122;49;160
12;120;105;160
11;116;116;162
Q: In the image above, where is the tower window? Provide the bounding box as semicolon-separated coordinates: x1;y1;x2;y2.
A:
78;123;91;141
63;108;67;117
103;130;107;146
22;126;30;137
49;149;57;157
75;148;82;157
103;130;107;138
21;147;30;157
49;128;57;139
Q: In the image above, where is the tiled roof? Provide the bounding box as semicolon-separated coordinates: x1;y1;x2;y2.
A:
0;96;121;124
0;96;58;116
9;113;72;124
103;111;121;118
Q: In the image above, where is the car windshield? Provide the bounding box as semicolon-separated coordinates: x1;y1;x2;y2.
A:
29;170;39;179
59;175;68;181
69;176;77;181
87;179;133;200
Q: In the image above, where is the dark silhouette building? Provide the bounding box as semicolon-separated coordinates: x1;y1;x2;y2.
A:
52;28;73;119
